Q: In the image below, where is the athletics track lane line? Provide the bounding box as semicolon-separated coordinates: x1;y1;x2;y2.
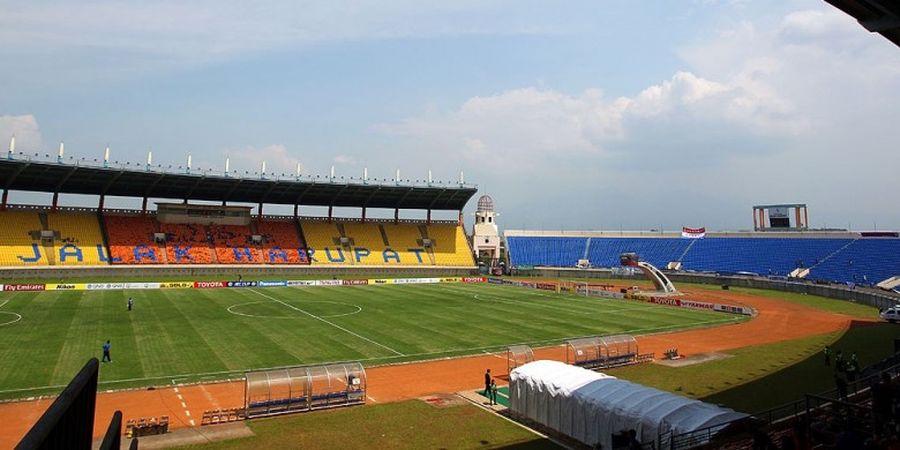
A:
248;289;405;356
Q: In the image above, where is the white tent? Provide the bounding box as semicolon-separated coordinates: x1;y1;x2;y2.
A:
509;360;748;449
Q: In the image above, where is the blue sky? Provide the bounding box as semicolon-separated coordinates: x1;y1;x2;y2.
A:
1;1;899;231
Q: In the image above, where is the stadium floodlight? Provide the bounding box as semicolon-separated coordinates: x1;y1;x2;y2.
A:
224;157;230;176
296;162;301;178
330;165;335;182
103;145;110;168
395;168;400;185
459;170;464;185
186;154;192;173
363;167;368;184
7;135;14;160
261;160;267;179
146;150;153;171
57;142;64;163
428;169;432;186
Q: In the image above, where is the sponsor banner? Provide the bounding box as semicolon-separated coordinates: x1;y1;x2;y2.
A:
680;299;716;311
342;279;369;286
487;277;504;285
536;282;557;291
46;283;86;291
648;297;681;307
0;284;3;291
257;280;288;287
462;277;486;283
85;283;126;291
316;280;342;287
393;278;440;285
4;283;46;292
124;282;161;290
287;280;317;287
159;282;193;289
715;304;754;316
227;281;259;288
681;226;706;239
194;281;227;289
440;277;461;283
368;279;393;285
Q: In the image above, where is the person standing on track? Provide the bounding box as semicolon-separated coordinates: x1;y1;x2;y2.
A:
102;340;112;363
484;369;491;398
490;380;498;405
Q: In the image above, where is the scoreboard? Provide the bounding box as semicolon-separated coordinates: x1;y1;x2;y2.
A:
753;204;808;231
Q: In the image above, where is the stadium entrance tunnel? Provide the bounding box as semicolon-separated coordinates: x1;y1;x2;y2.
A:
245;362;367;419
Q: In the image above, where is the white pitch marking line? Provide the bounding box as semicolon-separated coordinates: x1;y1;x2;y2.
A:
181;401;187;408
366;395;378;403
176;394;183;400
0;299;8;309
174;387;179;393
482;350;506;361
185;410;191;417
249;289;405;356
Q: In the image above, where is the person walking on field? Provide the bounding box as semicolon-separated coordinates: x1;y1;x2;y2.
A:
484;369;492;398
127;297;134;311
102;340;112;363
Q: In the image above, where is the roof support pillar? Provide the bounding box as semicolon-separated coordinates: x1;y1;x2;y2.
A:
394;208;399;224
1;189;7;210
98;194;105;212
361;207;366;223
141;197;148;215
427;209;432;225
293;204;298;218
258;203;263;217
458;210;463;226
328;205;333;222
52;192;59;212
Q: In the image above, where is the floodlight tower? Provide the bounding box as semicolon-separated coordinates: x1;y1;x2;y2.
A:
472;195;501;263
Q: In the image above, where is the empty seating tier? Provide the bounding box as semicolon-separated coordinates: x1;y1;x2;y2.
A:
506;235;900;284
46;212;107;265
0;210;46;266
255;219;308;264
105;215;164;264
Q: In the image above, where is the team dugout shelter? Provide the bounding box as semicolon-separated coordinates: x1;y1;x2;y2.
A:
0;154;478;270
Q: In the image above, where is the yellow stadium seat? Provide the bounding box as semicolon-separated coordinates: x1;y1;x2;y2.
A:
0;210;47;266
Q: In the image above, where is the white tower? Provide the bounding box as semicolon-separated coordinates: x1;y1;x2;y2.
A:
472;195;501;262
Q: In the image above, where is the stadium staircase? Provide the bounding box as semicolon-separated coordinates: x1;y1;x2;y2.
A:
417;224;437;265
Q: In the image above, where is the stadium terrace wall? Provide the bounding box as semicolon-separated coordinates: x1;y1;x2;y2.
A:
535;268;900;311
0;265;478;281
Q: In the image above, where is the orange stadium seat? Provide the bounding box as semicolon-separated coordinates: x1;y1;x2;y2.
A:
209;224;264;264
160;223;214;264
255;219;308;264
104;215;165;264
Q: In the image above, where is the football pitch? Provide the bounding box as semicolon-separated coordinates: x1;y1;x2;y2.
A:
0;283;742;398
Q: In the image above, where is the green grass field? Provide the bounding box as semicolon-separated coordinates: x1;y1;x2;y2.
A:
0;283;738;399
176;399;557;450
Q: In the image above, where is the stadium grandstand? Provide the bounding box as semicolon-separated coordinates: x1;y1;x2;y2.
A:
0;154;478;271
505;230;900;286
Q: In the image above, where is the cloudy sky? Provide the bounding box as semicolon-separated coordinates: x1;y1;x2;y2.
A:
1;0;898;231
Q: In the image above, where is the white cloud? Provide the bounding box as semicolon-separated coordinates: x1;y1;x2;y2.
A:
0;1;570;79
378;69;803;173
0;114;43;153
377;6;900;229
227;144;304;176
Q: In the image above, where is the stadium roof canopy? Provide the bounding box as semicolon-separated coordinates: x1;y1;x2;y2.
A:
825;0;900;47
0;158;477;211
